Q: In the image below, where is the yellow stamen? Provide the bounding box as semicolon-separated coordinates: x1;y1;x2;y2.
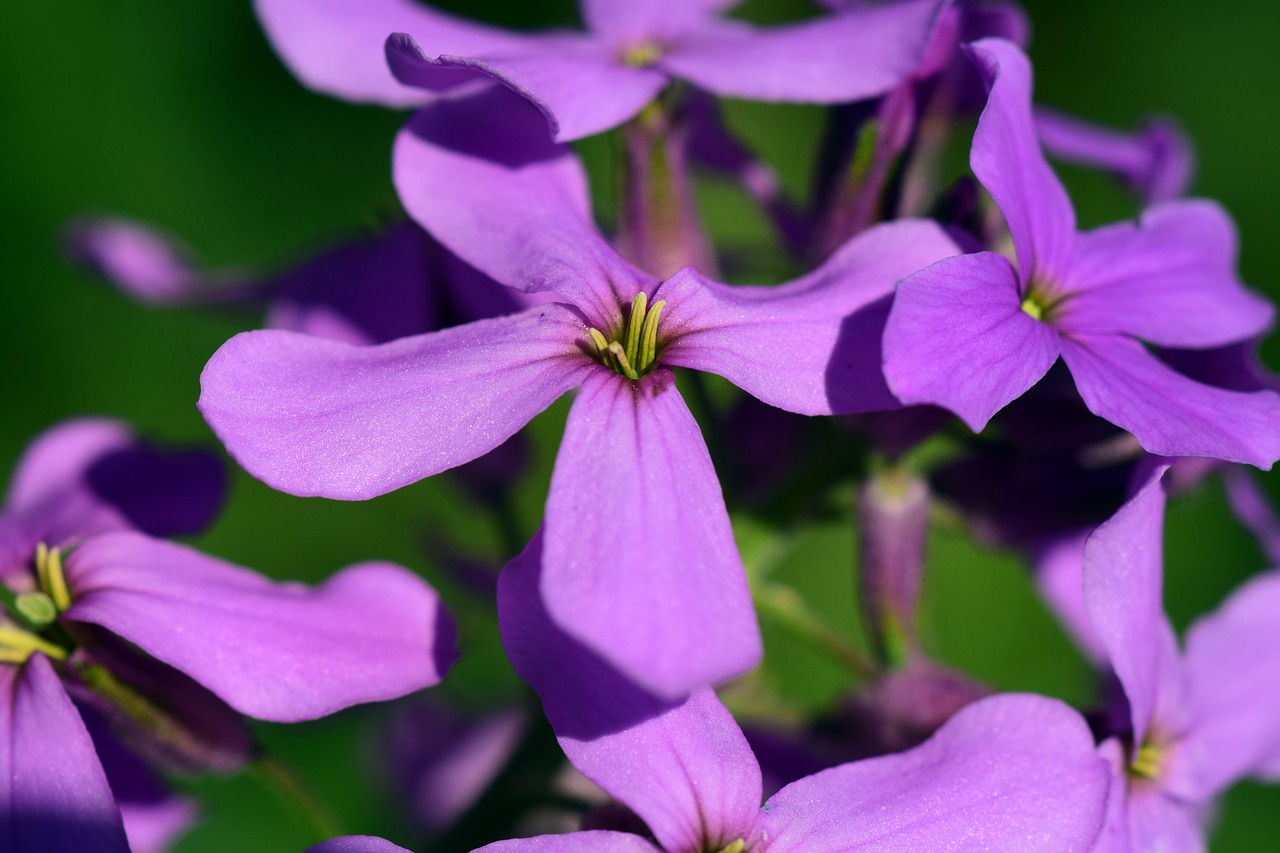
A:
624;291;648;368
40;545;72;611
0;624;68;662
588;327;610;353
638;299;666;372
1130;741;1163;780
1020;294;1044;321
718;842;746;853
622;41;661;68
607;342;640;381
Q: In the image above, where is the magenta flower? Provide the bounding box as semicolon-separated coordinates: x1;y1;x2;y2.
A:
883;38;1280;468
0;420;456;852
199;86;959;698
1080;465;1280;850
256;0;944;141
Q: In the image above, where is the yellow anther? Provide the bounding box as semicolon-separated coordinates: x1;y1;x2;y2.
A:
589;327;610;353
0;624;68;662
607;342;640;381
718;841;747;853
1130;741;1163;780
622;41;662;68
638;299;666;372
586;291;667;380
1020;294;1044;321
624;291;649;368
35;543;71;611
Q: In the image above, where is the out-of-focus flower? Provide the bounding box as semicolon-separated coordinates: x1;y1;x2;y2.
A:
884;39;1280;468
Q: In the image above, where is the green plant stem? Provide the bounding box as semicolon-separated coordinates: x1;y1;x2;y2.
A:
251;750;343;842
752;581;879;680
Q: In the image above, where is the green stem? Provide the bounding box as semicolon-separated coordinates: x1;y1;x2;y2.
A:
250;750;343;842
752;581;879;680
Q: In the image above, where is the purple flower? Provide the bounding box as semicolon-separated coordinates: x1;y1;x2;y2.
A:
256;0;945;141
882;38;1280;468
1080;465;1280;850
199;85;960;698
0;421;456;851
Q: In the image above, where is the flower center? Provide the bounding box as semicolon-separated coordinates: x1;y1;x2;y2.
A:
0;543;73;664
621;40;662;68
1128;739;1164;781
716;841;746;853
1021;280;1066;323
588;291;667;380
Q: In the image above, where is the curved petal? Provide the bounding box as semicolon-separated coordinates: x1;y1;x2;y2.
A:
883;251;1061;431
660;0;943;103
499;537;761;851
199;305;588;500
1056;200;1273;347
1061;334;1280;469
541;369;761;699
387;33;666;142
1035;108;1193;205
966;38;1076;287
757;694;1109;852
0;655;130;853
473;831;662;853
305;837;415;853
1181;573;1280;799
63;532;457;722
254;0;533;106
392;84;651;324
1082;463;1170;746
662;219;960;415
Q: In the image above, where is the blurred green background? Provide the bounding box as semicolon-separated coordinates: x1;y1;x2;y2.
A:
2;1;1278;850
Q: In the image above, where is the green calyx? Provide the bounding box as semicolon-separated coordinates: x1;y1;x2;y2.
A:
589;291;667;380
0;543;76;664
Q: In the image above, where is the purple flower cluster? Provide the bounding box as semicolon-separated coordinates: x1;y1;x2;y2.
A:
34;0;1279;850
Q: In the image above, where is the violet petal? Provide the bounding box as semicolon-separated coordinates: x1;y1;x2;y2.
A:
472;831;662;852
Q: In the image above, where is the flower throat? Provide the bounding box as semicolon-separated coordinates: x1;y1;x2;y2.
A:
589;291;666;380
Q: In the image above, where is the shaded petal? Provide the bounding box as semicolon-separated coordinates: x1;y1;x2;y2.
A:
387;33;666;142
1082;463;1169;746
392;85;651;323
473;831;662;853
757;694;1109;852
1180;572;1280;799
199;305;588;500
883;251;1061;431
499;535;761;850
254;0;534;106
1035;107;1193;205
1060;334;1280;469
662;219;960;415
660;0;942;103
966;38;1076;286
306;837;415;853
0;655;130;853
63;532;456;722
1056;200;1273;347
542;369;761;698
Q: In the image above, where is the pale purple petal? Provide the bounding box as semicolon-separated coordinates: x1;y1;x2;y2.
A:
1221;467;1280;565
473;831;662;853
1126;786;1205;853
660;0;942;104
581;0;737;45
199;305;588;500
1060;335;1280;469
387;34;666;142
1033;532;1107;663
662;219;960;415
1180;572;1280;799
1056;200;1273;347
541;370;761;698
63;532;456;722
5;419;135;516
883;252;1061;431
0;655;130;853
757;694;1109;852
1082;463;1169;746
306;837;414;853
254;0;533;106
392;85;651;324
967;38;1076;286
1036;107;1193;205
499;535;761;850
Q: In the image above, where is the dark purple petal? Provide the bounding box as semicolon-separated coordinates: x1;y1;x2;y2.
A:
1036;107;1193;205
1056;200;1273;347
541;370;761;698
63;532;456;722
499;535;761;850
392;85;652;323
254;0;533;106
1180;572;1280;799
305;837;414;853
199;306;588;500
966;38;1076;287
660;0;943;104
0;655;130;853
757;694;1109;851
472;831;662;852
883;252;1061;430
662;219;960;415
1060;335;1280;468
387;33;666;142
1082;463;1169;746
